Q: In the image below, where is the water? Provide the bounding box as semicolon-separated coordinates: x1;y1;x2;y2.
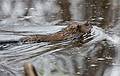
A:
0;0;120;76
0;25;116;76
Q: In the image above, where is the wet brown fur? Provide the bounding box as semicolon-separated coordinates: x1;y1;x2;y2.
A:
21;21;91;43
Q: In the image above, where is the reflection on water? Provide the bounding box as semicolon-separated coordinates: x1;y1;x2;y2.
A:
0;0;120;76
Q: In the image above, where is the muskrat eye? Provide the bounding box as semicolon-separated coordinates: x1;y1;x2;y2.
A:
85;24;89;26
84;21;90;26
77;24;81;28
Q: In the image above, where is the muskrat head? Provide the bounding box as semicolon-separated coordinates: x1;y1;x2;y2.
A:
66;21;92;34
78;21;92;33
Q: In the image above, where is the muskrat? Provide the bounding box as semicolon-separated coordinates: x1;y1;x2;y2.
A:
20;21;92;43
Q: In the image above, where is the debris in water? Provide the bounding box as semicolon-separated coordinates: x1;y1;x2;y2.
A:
90;64;97;67
98;17;104;20
76;72;81;75
97;58;105;61
24;63;38;76
105;57;113;60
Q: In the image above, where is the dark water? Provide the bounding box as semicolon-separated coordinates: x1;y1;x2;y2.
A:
0;0;120;76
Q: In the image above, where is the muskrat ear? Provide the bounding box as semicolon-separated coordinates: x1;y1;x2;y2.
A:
77;24;81;28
